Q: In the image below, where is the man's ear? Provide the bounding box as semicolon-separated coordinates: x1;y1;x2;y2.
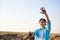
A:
45;23;46;25
44;22;46;25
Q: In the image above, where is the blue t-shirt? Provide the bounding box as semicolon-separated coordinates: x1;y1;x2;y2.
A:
34;21;51;40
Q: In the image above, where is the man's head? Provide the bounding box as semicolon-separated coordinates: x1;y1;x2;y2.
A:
39;18;46;28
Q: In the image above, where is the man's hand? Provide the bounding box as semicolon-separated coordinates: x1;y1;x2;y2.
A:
40;7;46;14
40;7;50;22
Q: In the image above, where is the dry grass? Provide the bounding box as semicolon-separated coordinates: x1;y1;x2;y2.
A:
0;31;60;40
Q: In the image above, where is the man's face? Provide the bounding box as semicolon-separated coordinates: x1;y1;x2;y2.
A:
39;20;46;27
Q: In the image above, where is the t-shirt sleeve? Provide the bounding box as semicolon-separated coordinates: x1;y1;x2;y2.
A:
47;21;51;31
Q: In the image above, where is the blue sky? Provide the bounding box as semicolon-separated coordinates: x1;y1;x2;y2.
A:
0;0;60;33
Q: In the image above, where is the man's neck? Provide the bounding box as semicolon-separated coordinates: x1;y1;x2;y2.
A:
40;27;45;30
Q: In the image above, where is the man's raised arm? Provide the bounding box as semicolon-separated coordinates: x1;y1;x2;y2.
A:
40;7;51;31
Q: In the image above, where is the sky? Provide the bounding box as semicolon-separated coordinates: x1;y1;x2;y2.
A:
0;0;60;33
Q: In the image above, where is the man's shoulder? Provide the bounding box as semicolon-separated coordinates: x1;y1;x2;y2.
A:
34;28;40;36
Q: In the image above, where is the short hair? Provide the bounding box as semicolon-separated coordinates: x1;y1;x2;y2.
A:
39;18;46;22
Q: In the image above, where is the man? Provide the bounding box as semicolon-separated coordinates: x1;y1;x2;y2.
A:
34;7;51;40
